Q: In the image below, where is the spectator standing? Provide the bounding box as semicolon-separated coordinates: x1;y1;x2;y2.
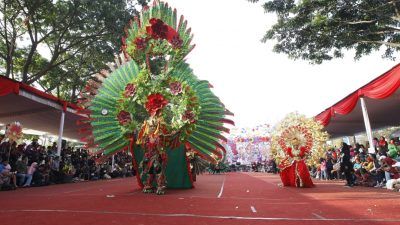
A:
340;142;354;187
326;156;334;180
378;136;388;156
50;156;61;183
320;159;327;180
388;139;399;160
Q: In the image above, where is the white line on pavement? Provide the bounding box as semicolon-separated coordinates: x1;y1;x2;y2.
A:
312;213;326;219
2;209;400;222
217;176;226;198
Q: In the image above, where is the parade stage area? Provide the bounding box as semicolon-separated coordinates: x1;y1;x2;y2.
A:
1;172;399;225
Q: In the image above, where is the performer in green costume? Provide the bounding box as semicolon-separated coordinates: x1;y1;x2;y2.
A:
78;1;233;194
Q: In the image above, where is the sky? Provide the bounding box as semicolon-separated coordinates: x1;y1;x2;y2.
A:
166;0;398;128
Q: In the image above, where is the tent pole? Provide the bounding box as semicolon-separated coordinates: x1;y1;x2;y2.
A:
57;111;65;156
112;155;115;172
360;97;375;154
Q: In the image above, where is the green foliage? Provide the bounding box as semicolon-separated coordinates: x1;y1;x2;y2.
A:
0;0;149;101
86;2;230;160
117;66;199;138
123;2;195;69
249;0;400;63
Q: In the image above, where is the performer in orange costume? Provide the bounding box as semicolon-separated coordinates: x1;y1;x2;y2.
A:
279;137;314;188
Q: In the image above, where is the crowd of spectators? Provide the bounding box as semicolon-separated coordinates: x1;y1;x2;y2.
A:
228;160;277;173
0;135;135;191
2;132;399;192
313;136;400;191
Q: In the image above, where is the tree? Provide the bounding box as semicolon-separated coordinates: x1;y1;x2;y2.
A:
248;0;400;64
0;0;148;101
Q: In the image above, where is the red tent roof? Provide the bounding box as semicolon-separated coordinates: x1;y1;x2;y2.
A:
0;76;84;140
315;64;400;138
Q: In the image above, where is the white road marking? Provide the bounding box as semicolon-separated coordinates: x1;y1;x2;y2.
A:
250;206;257;213
312;213;325;219
2;209;400;222
217;176;226;198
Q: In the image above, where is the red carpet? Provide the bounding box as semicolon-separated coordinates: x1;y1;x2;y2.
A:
1;173;399;225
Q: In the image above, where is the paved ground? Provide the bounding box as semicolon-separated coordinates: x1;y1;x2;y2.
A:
1;172;399;225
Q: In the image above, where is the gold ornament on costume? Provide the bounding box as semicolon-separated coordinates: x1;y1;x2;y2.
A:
271;112;328;166
5;122;23;143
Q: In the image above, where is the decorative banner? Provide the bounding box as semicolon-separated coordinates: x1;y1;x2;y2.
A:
224;124;272;165
271;112;329;167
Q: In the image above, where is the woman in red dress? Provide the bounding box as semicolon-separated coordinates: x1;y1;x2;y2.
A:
279;138;314;188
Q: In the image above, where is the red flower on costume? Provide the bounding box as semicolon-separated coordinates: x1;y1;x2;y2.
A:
169;81;182;95
145;93;169;116
117;110;132;125
182;110;195;123
170;35;182;48
123;83;137;98
134;37;147;50
146;18;182;48
146;18;169;39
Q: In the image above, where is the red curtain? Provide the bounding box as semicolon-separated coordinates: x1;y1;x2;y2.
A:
315;63;400;126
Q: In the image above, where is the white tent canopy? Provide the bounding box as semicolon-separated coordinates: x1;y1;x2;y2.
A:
0;76;86;154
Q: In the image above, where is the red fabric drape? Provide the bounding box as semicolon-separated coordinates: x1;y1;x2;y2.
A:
0;76;81;112
314;109;332;126
0;76;19;96
360;66;400;99
315;63;400;126
332;93;359;115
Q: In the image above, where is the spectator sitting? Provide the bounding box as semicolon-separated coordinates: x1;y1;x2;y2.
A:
62;160;76;182
15;156;29;186
23;162;38;187
1;140;135;191
362;155;375;172
353;157;362;172
37;160;51;186
372;155;386;187
379;155;399;181
359;168;376;187
0;160;17;189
